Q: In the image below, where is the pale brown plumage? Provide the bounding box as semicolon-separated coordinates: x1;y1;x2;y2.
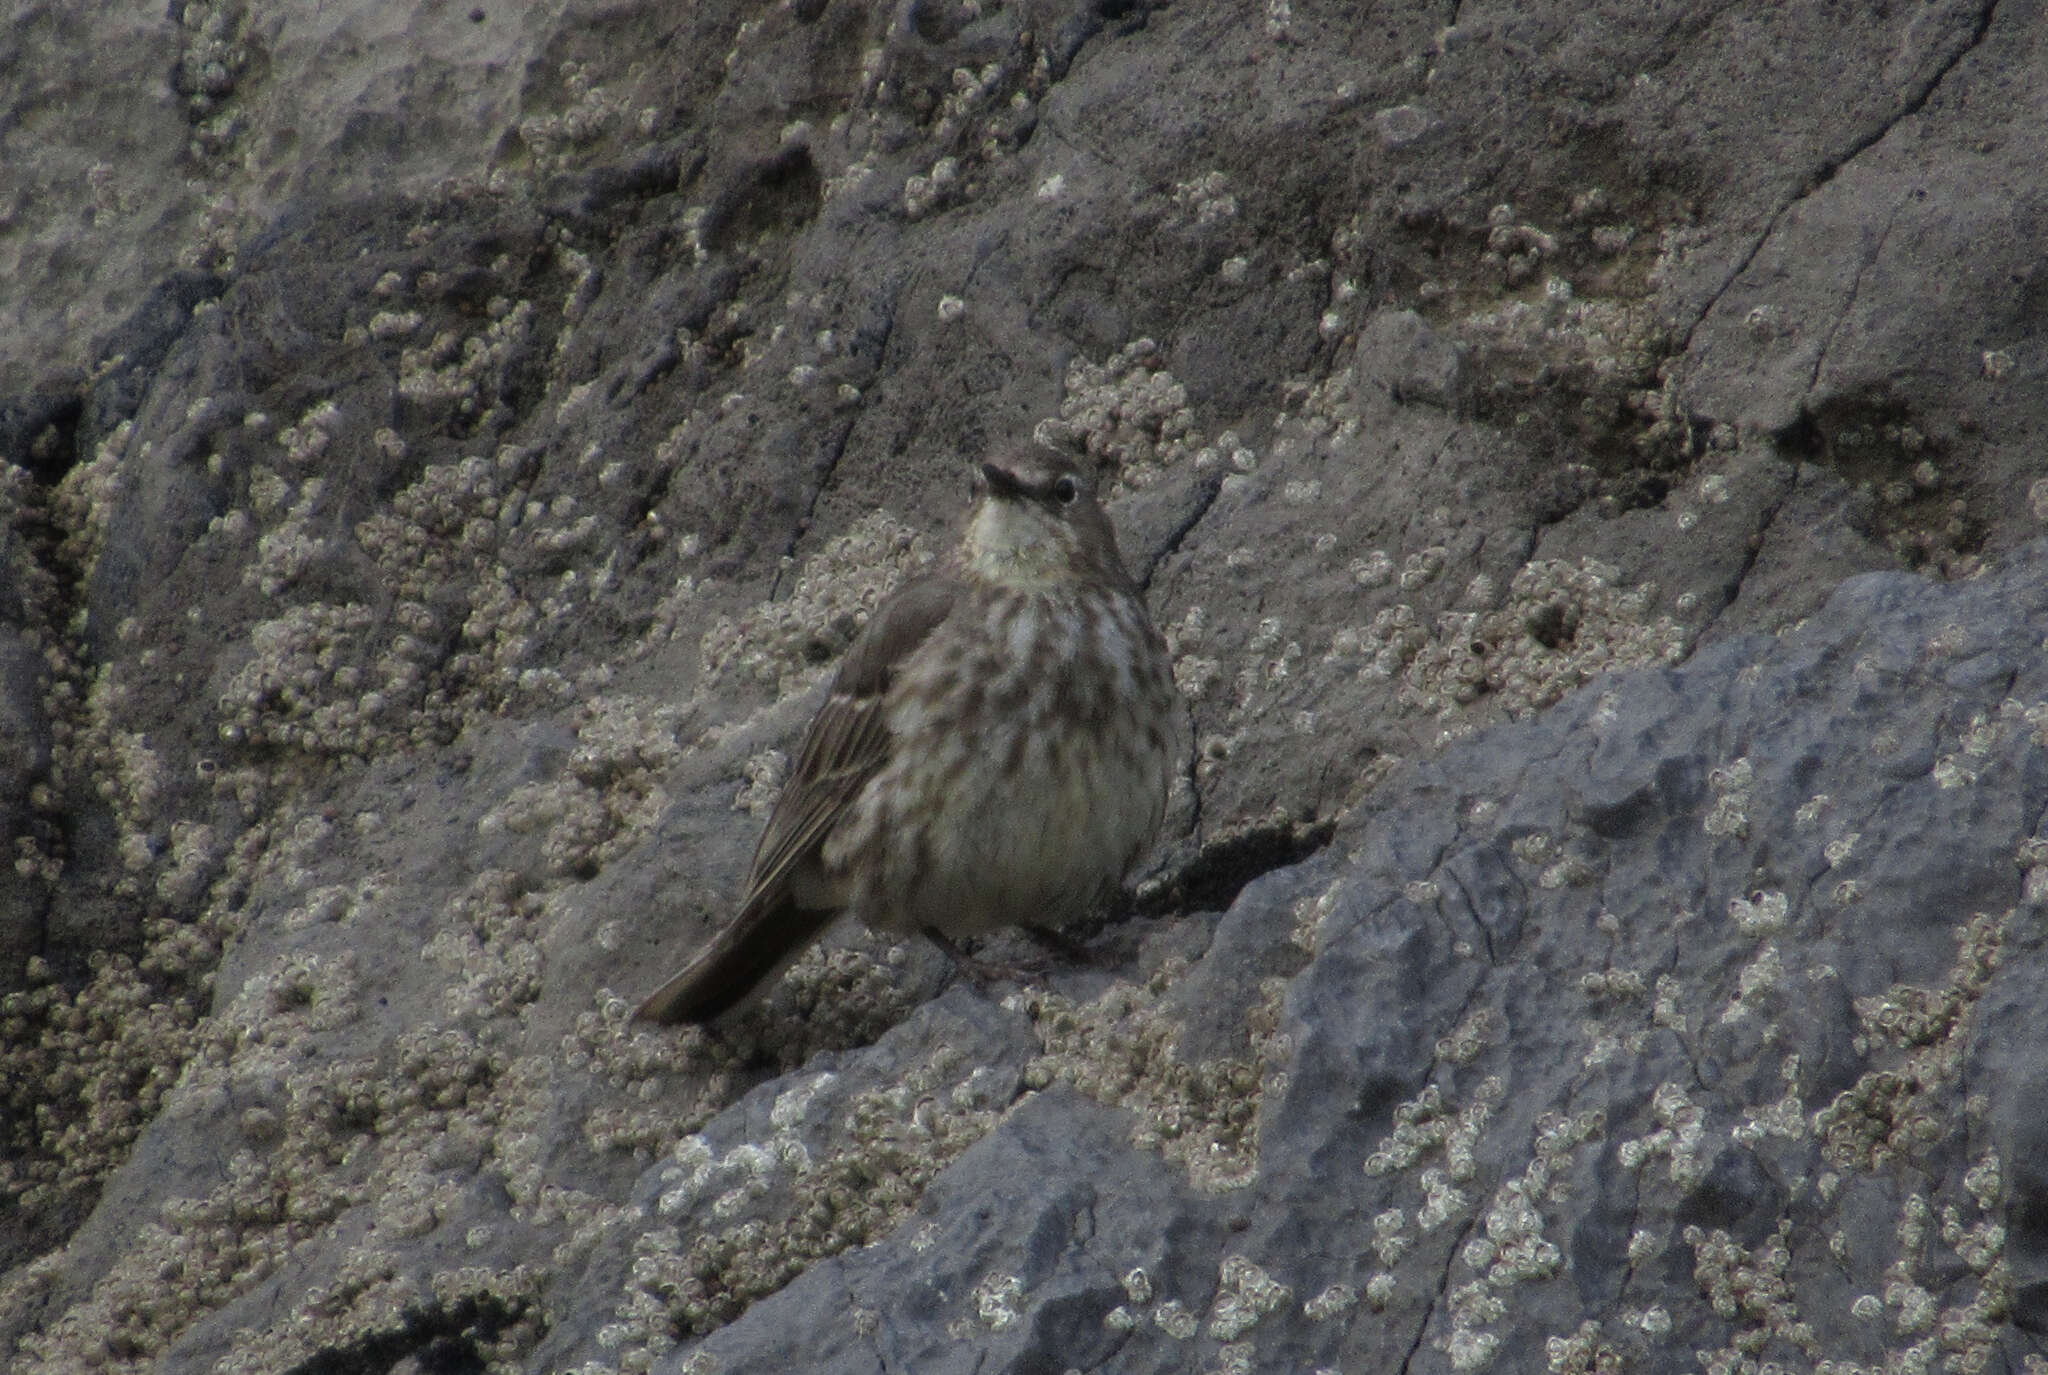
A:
635;447;1180;1025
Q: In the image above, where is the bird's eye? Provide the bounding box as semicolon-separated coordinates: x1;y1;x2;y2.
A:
1052;475;1080;505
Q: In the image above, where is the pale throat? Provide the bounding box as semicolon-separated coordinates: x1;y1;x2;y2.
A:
960;501;1079;590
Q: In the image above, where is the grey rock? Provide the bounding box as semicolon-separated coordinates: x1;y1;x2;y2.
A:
0;628;49;996
7;2;2048;1373
1353;308;1471;413
519;538;2048;1375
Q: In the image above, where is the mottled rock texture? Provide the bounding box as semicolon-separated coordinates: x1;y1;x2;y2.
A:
3;1;2046;1372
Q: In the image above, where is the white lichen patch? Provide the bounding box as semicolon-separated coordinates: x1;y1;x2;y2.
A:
222;1261;544;1375
236;402;347;596
602;1044;1003;1344
903;156;959;218
1962;1153;2002;1211
1434;1006;1504;1064
416;871;547;1021
1454;258;1661;387
1578;963;1647;1002
1036;339;1205;489
218;440;624;765
1727;1055;1808;1148
732;748;788;820
1728;889;1789;938
1702;757;1753;838
1538;849;1599;889
1365;1076;1503;1183
476;694;684;876
1370;1208;1411;1266
1206;1255;1291;1340
1617;1082;1709;1191
1021;969;1288;1192
698;511;930;700
1545;1319;1621;1373
398;300;536;407
1153;1298;1200;1339
1171;171;1238;226
1303;1282;1356;1321
1814;910;2010;1171
968;1271;1026;1331
47;419;133;583
1931;709;2001;789
1334;558;1688;722
0;936;218;1221
244;478;329;596
1437;1318;1501;1371
216;602;384;756
514;59;630;172
1719;942;1786;1023
1683;1219;1818;1366
1439;1110;1606;1369
1288;876;1349;953
6;849;584;1375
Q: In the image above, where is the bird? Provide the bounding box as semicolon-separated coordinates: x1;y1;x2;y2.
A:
635;445;1182;1024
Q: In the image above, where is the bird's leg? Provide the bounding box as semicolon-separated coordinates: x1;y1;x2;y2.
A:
1021;923;1102;965
921;926;1045;993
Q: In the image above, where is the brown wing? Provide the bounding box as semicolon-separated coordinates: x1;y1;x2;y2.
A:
741;576;960;905
633;577;961;1024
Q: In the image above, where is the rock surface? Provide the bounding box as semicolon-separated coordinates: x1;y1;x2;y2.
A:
542;549;2048;1375
3;1;2046;1372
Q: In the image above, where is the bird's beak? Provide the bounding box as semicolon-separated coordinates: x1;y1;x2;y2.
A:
980;461;1025;500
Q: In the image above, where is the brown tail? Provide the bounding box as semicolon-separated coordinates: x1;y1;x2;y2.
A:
634;898;841;1025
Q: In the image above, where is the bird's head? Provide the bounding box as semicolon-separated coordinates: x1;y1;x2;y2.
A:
958;448;1130;591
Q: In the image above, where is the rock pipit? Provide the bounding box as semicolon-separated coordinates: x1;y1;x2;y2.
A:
637;446;1181;1023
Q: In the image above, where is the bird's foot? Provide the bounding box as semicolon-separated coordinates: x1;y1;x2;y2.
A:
1020;922;1107;965
921;927;1048;994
